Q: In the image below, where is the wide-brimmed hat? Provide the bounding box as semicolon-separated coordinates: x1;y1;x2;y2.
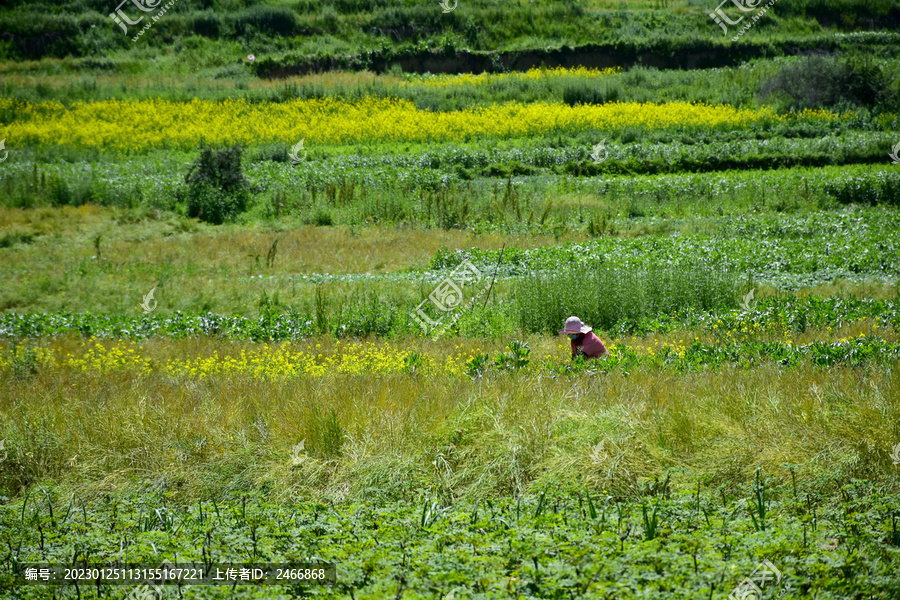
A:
559;316;592;335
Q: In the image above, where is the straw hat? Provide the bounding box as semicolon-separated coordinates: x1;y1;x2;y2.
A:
559;316;592;335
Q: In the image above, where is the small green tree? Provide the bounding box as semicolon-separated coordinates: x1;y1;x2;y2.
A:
181;145;251;224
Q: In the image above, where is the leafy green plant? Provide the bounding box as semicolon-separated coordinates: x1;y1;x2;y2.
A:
315;285;330;336
493;340;530;371
6;341;39;380
181;145;251;224
403;352;425;375
465;353;491;379
640;500;659;541
420;498;451;529
749;467;769;532
1;483;899;598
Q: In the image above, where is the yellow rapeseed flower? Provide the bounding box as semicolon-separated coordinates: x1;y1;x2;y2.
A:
0;97;839;152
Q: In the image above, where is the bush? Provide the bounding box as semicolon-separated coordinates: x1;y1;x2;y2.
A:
231;6;300;37
189;11;222;37
318;5;341;31
0;14;82;59
760;55;896;111
309;207;334;226
181;145;251;224
48;178;73;206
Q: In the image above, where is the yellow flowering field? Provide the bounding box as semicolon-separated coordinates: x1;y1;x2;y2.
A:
400;66;622;87
4;328;887;381
0;96;841;152
0;339;482;379
0;338;615;379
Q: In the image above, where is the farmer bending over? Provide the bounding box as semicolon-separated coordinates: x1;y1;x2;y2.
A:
560;316;608;361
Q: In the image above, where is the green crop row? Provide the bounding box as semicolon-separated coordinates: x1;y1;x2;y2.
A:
1;294;897;343
433;207;900;287
1;480;898;598
4;150;899;230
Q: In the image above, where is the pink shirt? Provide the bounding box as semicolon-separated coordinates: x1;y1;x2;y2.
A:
571;332;607;359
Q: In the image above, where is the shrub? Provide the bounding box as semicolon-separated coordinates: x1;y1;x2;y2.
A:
760;55;896;111
231;6;300;37
189;11;222;37
0;14;82;59
0;232;35;248
306;207;334;226
181;145;251;224
318;5;341;31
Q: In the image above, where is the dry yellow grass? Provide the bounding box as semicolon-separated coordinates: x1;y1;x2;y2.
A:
1;339;897;502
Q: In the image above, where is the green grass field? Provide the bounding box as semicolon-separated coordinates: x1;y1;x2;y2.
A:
1;0;900;597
